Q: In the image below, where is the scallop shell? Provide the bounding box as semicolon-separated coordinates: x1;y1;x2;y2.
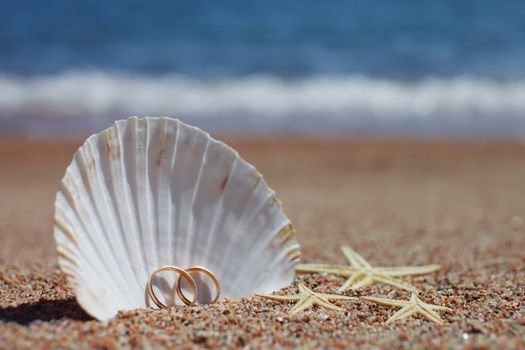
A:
54;117;301;320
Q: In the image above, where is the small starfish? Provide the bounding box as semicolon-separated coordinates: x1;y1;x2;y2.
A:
361;293;451;325
256;283;357;314
297;245;440;292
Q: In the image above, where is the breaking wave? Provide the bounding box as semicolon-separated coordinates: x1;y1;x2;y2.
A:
1;71;525;136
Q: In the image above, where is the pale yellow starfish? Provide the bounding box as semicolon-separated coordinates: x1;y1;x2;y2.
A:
361;293;451;325
256;283;357;314
297;245;440;292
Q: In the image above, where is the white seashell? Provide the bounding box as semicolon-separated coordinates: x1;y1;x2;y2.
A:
54;117;301;321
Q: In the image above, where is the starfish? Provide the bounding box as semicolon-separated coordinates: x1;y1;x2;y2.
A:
256;283;357;314
297;245;440;292
361;293;451;325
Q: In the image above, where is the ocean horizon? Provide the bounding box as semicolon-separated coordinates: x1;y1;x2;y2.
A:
1;0;524;137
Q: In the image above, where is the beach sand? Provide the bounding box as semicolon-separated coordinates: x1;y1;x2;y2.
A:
1;137;524;349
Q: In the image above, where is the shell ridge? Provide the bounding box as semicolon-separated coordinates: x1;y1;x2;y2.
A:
201;154;239;269
170;127;193;270
267;245;301;290
83;140;134;306
54;206;80;244
246;230;298;293
109;121;146;297
220;183;273;296
250;234;301;293
62;163;125;299
171;125;208;269
54;216;81;260
98;126;144;301
136;117;160;272
230;191;294;294
55;236;79;266
205;161;255;279
229;192;289;295
188;140;236;268
167;120;181;266
153;118;173;266
143;118;159;269
54;204;89;273
70;150;129;308
183;132;211;268
54;189;113;300
253;238;301;294
112;120;150;295
123;118;152;283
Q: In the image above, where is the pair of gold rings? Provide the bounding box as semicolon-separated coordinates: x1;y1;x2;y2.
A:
146;266;221;308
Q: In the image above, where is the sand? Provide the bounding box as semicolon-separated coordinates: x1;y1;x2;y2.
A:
1;137;524;349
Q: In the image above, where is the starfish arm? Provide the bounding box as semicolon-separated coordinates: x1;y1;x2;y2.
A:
341;246;372;268
313;297;345;312
360;296;409;308
297;283;311;294
296;264;356;276
347;275;374;290
374;264;441;276
373;275;420;292
387;305;417;324
424;303;452;312
317;293;358;301
256;294;301;302
289;297;314;314
417;305;446;325
420;301;449;316
338;273;367;292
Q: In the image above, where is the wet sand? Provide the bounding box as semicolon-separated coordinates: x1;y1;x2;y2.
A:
1;137;524;349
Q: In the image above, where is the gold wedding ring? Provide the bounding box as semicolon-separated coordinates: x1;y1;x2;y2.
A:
146;265;221;308
176;266;221;305
146;266;197;308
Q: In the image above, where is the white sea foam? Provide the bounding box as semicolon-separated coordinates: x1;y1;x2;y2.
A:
1;71;525;135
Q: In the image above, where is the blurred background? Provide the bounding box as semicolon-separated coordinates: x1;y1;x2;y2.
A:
1;0;524;136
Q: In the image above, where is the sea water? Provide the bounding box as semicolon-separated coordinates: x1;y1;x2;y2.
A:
1;0;524;136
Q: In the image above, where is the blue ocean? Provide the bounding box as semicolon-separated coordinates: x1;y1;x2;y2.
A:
1;0;525;136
